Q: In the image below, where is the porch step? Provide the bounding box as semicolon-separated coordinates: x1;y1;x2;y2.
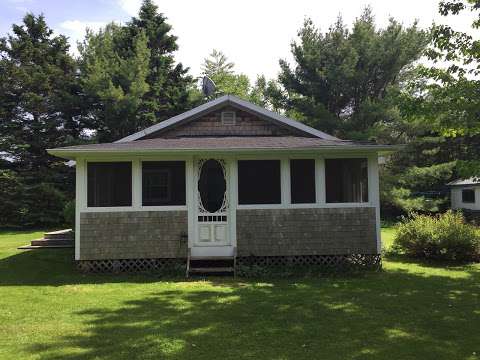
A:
44;229;73;240
189;267;234;274
18;244;74;249
187;255;236;276
31;239;73;247
190;256;234;261
18;229;74;250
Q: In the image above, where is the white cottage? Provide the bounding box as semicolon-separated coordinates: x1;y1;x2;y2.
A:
48;95;396;274
448;178;480;211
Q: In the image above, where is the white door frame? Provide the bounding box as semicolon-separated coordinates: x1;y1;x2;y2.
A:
188;156;236;257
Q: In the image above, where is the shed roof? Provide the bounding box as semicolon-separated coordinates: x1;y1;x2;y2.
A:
447;178;480;187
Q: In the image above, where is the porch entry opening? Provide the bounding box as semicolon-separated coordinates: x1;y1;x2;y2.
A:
195;159;229;246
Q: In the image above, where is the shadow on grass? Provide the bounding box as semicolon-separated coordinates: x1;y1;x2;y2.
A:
1;247;479;359
19;262;480;359
0;249;176;286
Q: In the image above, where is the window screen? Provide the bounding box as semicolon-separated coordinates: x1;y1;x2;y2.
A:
462;189;475;203
87;162;132;207
325;158;368;203
238;160;281;204
142;161;185;206
290;159;316;203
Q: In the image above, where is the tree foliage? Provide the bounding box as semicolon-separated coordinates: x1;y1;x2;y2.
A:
79;0;195;142
0;14;80;227
412;0;480;177
275;8;429;139
200;49;278;107
79;23;151;142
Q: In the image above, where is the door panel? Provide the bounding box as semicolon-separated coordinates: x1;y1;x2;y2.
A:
195;159;230;247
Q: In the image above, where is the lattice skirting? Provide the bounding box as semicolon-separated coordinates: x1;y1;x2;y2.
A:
77;254;381;274
236;254;382;273
77;258;186;274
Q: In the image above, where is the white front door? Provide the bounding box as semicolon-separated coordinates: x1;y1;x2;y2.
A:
192;158;233;257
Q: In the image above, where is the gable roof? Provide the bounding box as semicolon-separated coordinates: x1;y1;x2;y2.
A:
116;95;340;143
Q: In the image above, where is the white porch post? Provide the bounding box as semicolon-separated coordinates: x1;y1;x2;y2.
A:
75;158;86;261
228;158;237;249
185;158;195;250
132;159;141;209
315;157;326;204
281;158;291;205
368;154;381;253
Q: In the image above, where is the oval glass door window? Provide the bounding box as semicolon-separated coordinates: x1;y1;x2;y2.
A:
198;159;226;213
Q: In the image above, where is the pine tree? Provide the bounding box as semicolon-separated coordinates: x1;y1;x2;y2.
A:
79;23;151;142
276;8;428;139
0;14;81;226
126;0;195;125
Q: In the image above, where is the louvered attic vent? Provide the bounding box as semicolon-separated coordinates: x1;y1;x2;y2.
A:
221;111;236;125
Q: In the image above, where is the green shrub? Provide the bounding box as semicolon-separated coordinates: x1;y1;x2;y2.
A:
394;211;480;262
63;200;75;229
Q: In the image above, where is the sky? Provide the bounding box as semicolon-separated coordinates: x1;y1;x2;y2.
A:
1;0;479;81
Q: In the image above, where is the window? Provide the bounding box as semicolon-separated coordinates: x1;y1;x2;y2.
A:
462;189;475;203
238;160;281;204
325;158;368;203
87;162;132;207
142;161;185;206
290;159;316;203
221;111;236;125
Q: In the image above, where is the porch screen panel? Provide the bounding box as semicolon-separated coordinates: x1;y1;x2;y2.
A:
238;160;281;204
325;158;368;203
87;162;132;207
290;159;316;203
142;161;186;206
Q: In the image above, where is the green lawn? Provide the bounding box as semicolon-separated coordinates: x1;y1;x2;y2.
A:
0;228;479;360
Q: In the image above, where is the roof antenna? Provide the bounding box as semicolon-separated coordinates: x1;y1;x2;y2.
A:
202;76;216;99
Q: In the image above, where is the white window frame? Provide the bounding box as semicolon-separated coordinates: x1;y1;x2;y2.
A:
142;168;172;204
80;157;189;213
235;153;377;210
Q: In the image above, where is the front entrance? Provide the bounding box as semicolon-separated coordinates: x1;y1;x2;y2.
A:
192;158;233;257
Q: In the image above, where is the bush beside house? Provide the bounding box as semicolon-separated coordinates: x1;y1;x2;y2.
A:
393;211;480;262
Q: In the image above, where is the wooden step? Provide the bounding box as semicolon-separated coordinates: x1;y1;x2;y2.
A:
189;267;234;273
190;256;234;261
18;244;73;249
44;229;73;240
31;239;74;247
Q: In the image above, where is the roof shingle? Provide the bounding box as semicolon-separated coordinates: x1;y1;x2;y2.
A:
52;136;384;152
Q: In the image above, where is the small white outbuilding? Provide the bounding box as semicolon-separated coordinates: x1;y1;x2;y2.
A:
448;178;480;211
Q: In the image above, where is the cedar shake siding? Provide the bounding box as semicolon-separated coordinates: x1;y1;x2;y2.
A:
236;207;377;257
146;107;310;138
79;207;377;261
79;211;188;260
